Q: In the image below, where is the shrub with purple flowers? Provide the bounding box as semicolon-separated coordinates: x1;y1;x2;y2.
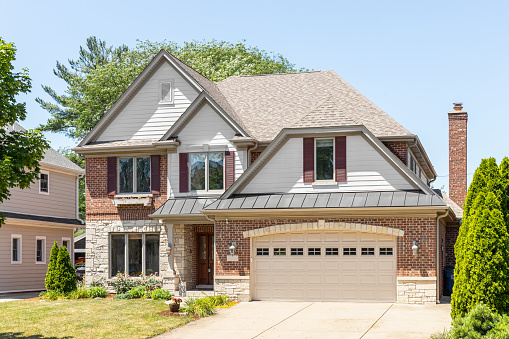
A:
109;272;163;294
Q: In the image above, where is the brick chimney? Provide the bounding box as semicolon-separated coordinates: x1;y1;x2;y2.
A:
448;103;468;207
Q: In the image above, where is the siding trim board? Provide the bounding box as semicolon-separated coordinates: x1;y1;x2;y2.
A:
1;211;83;226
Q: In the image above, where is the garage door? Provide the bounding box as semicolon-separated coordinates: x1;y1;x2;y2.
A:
252;230;397;302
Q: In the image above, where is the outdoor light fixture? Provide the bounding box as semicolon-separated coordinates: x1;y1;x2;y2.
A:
229;241;236;255
412;241;419;256
166;244;172;255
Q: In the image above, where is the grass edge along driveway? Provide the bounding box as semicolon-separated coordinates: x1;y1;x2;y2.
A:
0;298;192;339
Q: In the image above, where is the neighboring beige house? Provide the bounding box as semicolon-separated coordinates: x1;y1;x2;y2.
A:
0;123;84;293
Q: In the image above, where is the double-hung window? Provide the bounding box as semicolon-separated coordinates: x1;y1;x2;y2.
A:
39;171;49;194
315;139;334;181
189;153;224;191
110;233;160;277
11;234;22;264
118;157;151;194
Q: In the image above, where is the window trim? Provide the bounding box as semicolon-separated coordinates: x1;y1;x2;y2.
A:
158;80;174;104
189;152;225;193
35;236;46;264
109;233;160;278
117;157;151;194
314;138;335;182
11;234;22;264
62;237;72;265
39;170;49;195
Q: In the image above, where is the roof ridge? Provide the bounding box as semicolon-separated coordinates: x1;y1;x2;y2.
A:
219;70;328;82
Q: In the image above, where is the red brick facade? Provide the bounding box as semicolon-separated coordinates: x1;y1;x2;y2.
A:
214;217;438;278
85;156;167;222
448;108;468;208
383;141;407;165
250;151;262;165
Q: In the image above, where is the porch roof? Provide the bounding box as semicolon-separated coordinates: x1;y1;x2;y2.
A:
152;197;217;217
203;190;446;211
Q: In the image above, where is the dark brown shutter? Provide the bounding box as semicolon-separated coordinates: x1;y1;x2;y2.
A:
179;153;189;193
335;136;347;182
303;137;315;183
225;151;235;189
107;157;116;196
151;155;161;195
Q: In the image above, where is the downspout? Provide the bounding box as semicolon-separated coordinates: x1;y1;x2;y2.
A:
436;208;449;303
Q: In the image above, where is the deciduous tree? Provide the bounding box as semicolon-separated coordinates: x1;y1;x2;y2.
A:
0;38;49;227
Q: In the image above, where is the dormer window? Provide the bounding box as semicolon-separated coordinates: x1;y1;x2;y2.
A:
118;157;151;194
159;80;174;104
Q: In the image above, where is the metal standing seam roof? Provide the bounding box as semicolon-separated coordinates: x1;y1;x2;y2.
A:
204;191;446;211
152;197;217;216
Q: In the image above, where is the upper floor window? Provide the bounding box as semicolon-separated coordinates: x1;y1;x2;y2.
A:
118;157;151;194
159;80;174;104
39;171;49;194
190;153;224;191
315;139;334;181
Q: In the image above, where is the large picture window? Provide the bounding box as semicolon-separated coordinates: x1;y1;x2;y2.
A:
110;233;159;277
316;139;334;180
190;153;224;191
118;157;151;194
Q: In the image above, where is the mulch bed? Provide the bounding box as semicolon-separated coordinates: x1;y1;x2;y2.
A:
158;310;199;319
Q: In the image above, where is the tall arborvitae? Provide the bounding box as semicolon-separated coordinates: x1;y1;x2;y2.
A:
499;157;509;227
44;241;59;291
452;158;506;318
54;247;76;293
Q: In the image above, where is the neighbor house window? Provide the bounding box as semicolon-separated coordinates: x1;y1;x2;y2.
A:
189;153;224;191
159;81;174;104
62;237;72;263
36;236;46;264
118;157;151;194
110;233;159;277
315;139;334;180
39;171;49;194
11;234;22;264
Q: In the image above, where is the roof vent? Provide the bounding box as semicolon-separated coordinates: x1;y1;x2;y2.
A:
453;102;463;111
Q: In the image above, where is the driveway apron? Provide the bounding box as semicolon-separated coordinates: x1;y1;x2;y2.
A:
156;301;451;339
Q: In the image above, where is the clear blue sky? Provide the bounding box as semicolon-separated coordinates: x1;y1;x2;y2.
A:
2;0;507;191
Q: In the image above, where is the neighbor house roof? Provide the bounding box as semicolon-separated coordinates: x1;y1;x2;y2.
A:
0;211;83;225
9;123;84;174
216;70;412;141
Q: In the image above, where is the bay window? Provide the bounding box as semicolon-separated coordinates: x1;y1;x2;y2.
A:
110;233;160;277
118;157;150;194
189;152;224;191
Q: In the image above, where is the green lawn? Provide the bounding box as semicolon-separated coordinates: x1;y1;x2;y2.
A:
0;298;192;339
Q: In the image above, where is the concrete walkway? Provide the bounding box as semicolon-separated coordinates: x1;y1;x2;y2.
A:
156;301;451;339
0;292;40;303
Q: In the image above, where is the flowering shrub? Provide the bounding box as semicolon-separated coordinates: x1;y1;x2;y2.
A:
109;273;163;294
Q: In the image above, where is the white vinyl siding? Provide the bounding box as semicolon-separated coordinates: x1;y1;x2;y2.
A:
252;231;397;302
0;224;74;293
241;135;417;194
96;62;199;142
1;169;77;219
167;102;245;197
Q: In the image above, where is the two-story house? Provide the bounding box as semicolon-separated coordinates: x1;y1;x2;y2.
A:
74;50;464;304
0;123;85;293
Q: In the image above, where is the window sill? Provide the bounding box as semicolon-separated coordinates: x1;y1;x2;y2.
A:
312;181;337;186
114;194;153;198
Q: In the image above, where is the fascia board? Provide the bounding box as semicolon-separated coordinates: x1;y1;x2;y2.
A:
39;163;84;176
78;50;204;147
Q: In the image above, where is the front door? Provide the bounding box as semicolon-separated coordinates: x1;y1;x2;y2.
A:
197;233;214;286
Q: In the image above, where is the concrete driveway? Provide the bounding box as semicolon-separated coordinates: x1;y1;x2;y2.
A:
0;292;40;303
157;301;451;339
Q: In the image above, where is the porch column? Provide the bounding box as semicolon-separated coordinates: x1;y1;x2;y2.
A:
165;223;175;275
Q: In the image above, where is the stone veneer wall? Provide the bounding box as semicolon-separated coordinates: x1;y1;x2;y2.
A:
397;277;437;304
85;219;177;291
214;217;438;304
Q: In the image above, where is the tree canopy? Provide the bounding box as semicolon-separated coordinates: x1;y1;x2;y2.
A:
37;37;307;140
0;38;49;227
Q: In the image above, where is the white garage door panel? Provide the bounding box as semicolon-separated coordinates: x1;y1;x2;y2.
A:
252;230;397;302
